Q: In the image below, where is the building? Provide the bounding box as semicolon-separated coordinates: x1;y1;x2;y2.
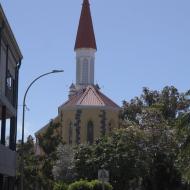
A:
0;4;23;190
35;0;120;147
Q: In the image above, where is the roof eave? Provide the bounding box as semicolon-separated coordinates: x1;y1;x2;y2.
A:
0;4;23;60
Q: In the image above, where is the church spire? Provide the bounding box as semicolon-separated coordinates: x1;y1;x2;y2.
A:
74;0;97;50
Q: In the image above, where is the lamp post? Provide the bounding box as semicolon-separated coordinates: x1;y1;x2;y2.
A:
20;69;64;190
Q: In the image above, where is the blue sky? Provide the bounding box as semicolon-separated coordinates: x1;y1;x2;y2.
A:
1;0;190;140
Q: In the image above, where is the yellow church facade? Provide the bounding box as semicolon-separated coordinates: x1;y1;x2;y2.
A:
36;85;120;146
35;0;120;147
60;108;119;145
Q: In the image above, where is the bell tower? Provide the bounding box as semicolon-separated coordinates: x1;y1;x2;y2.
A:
74;0;97;90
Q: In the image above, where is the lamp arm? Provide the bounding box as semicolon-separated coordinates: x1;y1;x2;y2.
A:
23;71;56;106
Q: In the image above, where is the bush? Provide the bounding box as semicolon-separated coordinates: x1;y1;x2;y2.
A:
53;181;68;190
68;180;113;190
68;180;91;190
90;180;113;190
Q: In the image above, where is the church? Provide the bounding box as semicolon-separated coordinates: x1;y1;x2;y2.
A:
35;0;120;146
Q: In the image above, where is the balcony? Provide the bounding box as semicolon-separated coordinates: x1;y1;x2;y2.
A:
0;144;16;176
0;94;17;118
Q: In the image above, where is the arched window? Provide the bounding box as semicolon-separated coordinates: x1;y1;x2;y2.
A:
68;122;73;144
87;121;94;145
82;58;88;84
76;58;81;84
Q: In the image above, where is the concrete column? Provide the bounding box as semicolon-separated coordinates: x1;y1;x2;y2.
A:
0;175;4;190
9;117;16;151
7;177;15;190
1;106;6;145
13;63;21;152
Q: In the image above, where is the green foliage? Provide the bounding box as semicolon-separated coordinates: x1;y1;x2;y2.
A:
53;144;75;182
68;180;91;190
73;127;149;189
17;121;63;190
37;121;63;189
38;121;63;156
176;112;190;183
68;180;112;190
18;86;190;190
123;86;190;124
16;136;41;190
73;86;190;190
53;181;68;190
122;97;142;123
90;180;113;190
123;86;190;188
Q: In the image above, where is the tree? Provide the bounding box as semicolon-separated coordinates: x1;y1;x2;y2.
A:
123;86;190;189
73;86;190;190
73;127;149;190
176;112;190;183
38;121;63;155
17;86;190;189
52;144;75;182
17;136;40;190
17;121;64;190
73;124;182;190
36;121;64;189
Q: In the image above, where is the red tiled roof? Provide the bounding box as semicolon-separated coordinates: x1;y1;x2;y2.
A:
74;0;97;50
61;85;120;109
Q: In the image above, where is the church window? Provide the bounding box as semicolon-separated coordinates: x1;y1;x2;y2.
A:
87;121;94;144
82;58;88;83
76;58;81;84
68;122;73;144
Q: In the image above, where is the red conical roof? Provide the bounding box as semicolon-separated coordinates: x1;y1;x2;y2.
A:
74;0;97;50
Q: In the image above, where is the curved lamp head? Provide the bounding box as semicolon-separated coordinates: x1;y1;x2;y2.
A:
52;69;64;73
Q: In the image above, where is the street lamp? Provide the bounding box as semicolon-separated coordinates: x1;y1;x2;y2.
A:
20;69;64;190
